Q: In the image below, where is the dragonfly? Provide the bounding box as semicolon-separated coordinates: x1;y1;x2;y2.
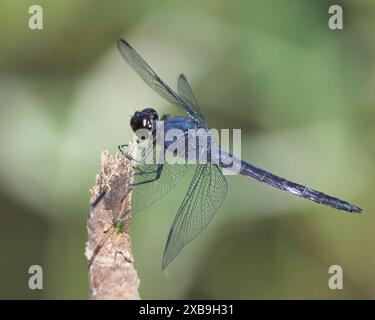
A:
117;39;363;270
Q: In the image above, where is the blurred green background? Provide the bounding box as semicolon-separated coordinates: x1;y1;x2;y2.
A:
0;0;373;299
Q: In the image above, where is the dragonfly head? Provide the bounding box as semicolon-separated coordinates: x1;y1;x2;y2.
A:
130;107;159;139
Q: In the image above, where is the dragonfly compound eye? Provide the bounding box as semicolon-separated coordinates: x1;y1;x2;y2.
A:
130;108;158;139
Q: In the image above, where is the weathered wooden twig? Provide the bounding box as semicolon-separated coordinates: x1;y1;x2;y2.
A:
85;145;140;300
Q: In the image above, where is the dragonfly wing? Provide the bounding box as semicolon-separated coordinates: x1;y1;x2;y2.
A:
117;39;201;123
131;140;191;213
162;163;228;269
178;74;210;128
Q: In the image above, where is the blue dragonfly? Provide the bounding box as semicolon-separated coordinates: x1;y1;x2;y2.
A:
117;39;362;269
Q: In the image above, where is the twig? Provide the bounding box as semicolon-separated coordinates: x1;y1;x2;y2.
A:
85;145;140;300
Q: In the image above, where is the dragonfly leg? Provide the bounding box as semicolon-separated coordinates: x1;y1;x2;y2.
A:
118;136;157;164
118;144;145;162
117;144;136;162
118;144;128;154
131;164;163;186
134;166;159;175
117;144;149;164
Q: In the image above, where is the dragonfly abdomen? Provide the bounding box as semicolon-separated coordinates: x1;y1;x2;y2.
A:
237;161;362;213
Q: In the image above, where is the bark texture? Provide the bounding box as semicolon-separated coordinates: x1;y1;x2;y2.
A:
85;147;140;300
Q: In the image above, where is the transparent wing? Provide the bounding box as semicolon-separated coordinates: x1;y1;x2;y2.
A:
178;74;210;128
131;138;191;213
117;39;206;126
162;163;228;269
132;162;191;213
